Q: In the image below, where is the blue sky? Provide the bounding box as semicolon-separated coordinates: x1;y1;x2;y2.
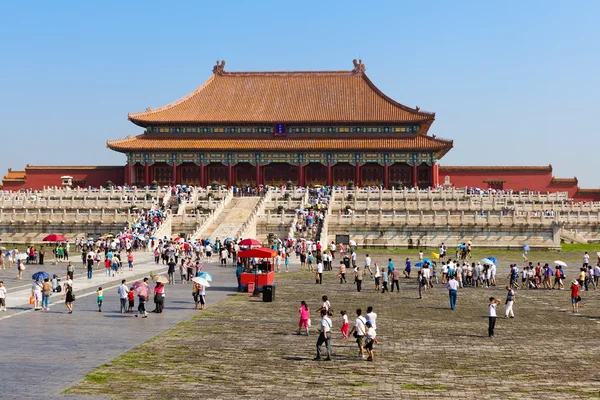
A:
1;1;598;186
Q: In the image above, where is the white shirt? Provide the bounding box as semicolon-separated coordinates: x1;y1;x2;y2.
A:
446;279;459;290
584;254;590;263
320;316;332;333
488;303;497;317
0;286;6;299
317;263;323;273
117;284;129;299
366;311;377;330
364;257;371;267
354;316;367;336
490;264;496;276
32;282;43;294
366;326;376;340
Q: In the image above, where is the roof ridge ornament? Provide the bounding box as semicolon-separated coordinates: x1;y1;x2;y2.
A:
213;60;226;75
352;59;366;74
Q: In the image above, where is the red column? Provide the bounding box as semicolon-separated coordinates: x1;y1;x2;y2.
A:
144;162;150;187
200;163;205;187
411;164;418;187
227;162;234;187
298;163;305;187
383;162;389;189
432;162;439;187
326;162;333;186
171;163;177;185
255;162;261;187
355;163;361;187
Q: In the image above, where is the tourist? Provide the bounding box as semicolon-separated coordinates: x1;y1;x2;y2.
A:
284;252;290;272
418;249;423;262
16;259;24;280
97;287;103;312
0;252;4;269
313;309;332;361
355;266;363;292
583;251;590;267
390;268;400;293
373;262;381;291
387;258;394;275
594;264;600;289
153;282;165;313
220;247;228;266
127;288;135;313
403;258;411;278
297;300;310;336
571;280;580;313
365;306;377;331
340;310;349;339
488;297;501;338
235;262;244;292
364;320;377;361
197;281;206;310
167;258;176;285
153;247;160;264
31;278;43;310
364;254;372;276
62;282;74;314
553;267;564;290
338;261;347;283
316;261;323;284
66;261;74;280
0;281;6;311
381;267;389;293
505;285;515;318
41;278;51;311
117;280;129;314
446;275;459;310
39;246;45;265
127;251;134;271
86;255;94;279
349;309;367;359
418;270;427;299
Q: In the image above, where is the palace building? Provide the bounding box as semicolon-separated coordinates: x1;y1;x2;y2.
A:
3;60;600;200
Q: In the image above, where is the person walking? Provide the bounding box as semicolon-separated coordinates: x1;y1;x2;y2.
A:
355;266;363;292
41;278;51;311
97;287;103;312
381;268;389;293
153;282;165;313
66;261;74;280
316;261;323;284
364;320;378;361
446;275;459;310
32;279;43;310
390;268;400;292
86;255;94;279
127;251;134;271
349;309;367;359
0;281;6;311
313;309;332;361
504;285;515;318
418;270;427;299
62;282;74;314
297;300;310;336
167;258;176;285
488;297;501;338
373;263;381;291
338;261;346;284
571;280;580;313
117;280;129;314
235;263;244;292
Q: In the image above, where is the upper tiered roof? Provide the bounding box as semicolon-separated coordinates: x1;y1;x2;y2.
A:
128;60;435;130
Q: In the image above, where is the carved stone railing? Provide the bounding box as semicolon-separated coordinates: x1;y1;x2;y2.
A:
235;188;271;239
192;188;233;240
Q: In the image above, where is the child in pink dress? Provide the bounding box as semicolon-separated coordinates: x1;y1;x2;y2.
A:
340;310;349;339
297;301;310;336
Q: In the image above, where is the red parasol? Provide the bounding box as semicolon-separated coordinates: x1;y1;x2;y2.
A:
237;247;277;259
43;234;66;242
238;238;262;247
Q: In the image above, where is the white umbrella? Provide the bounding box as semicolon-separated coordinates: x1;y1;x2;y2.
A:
553;260;568;267
16;254;28;261
191;277;211;287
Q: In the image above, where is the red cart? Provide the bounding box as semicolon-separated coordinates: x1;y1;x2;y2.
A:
238;247;277;294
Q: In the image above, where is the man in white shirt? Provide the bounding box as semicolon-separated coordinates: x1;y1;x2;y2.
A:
0;281;7;311
446;276;459;310
117;279;129;314
314;309;332;361
364;254;372;270
349;308;367;358
366;306;377;330
317;262;323;284
488;297;501;338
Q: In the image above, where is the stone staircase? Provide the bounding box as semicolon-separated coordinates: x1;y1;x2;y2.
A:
201;197;261;240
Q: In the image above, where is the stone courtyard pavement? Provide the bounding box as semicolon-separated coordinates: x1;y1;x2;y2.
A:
68;256;600;400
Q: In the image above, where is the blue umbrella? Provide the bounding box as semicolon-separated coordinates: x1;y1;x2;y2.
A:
415;262;424;268
487;257;498;264
457;245;466;249
198;272;213;282
423;258;431;264
481;258;493;265
31;271;50;281
523;244;531;252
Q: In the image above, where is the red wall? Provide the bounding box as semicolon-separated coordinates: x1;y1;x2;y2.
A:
3;167;125;191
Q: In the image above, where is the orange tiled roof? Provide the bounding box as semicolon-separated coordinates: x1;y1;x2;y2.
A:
551;177;578;185
128;62;435;128
25;165;123;171
3;169;26;181
439;165;552;173
576;188;600;194
107;134;453;158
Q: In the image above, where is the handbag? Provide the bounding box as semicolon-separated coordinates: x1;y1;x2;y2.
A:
29;296;34;304
307;318;312;327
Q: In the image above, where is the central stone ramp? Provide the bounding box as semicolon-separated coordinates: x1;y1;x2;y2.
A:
203;197;260;240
